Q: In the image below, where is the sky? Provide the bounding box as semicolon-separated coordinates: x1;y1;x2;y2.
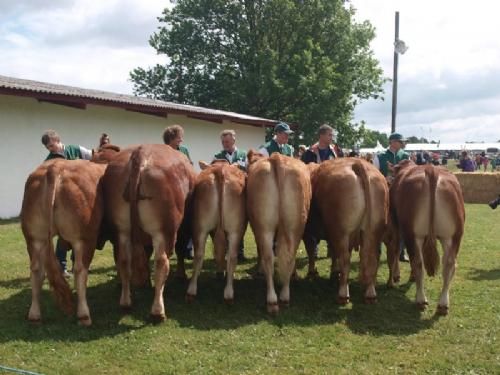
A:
0;0;498;143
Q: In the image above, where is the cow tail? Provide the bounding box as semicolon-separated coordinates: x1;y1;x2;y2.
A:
127;146;145;245
351;160;372;285
44;166;73;315
269;154;289;283
423;165;439;276
214;166;226;246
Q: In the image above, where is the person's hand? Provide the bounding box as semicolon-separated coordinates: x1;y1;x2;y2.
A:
387;161;395;173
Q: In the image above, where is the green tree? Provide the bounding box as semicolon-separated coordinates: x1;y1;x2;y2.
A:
360;128;389;148
131;0;385;146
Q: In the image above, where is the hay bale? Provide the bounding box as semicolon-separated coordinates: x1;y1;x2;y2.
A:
454;172;500;203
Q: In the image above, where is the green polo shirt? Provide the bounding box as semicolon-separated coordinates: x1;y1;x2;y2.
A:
377;148;409;176
45;144;85;161
177;144;192;163
259;139;294;157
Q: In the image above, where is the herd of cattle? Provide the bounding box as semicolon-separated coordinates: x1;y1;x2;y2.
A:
20;144;465;326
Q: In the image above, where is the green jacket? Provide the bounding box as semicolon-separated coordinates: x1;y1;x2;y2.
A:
214;148;247;170
259;139;294;157
377;148;409;177
45;144;86;161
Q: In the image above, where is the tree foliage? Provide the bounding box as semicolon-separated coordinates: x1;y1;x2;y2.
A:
131;0;385;146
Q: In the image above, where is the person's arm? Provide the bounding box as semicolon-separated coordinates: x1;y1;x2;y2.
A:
79;146;92;160
258;146;269;157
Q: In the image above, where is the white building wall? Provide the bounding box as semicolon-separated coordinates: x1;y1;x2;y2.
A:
0;94;266;218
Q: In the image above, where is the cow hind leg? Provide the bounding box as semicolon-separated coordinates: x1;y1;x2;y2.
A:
223;232;241;304
359;233;379;304
276;233;299;307
437;237;458;315
117;235;133;311
186;232;208;302
72;241;93;326
28;240;46;323
333;236;351;305
150;235;174;323
256;231;279;314
410;237;428;310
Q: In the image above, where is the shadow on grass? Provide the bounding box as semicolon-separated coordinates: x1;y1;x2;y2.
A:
467;268;500;281
0;259;439;344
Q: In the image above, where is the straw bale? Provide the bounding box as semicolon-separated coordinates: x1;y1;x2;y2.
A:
454;172;500;203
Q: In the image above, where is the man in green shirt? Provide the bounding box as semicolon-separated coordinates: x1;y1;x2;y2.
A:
374;132;409;183
42;129;92;161
374;132;410;262
41;130;93;277
258;122;294;157
213;129;247;170
213;129;247;261
162;125;194;259
163;124;193;164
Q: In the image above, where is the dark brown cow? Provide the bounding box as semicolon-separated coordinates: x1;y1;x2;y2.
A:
102;144;196;322
21;159;107;325
306;158;389;304
389;160;465;315
247;151;311;314
186;161;247;303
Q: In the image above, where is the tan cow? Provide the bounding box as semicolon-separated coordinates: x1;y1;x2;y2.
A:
247;151;311;314
186;161;247;303
307;158;389;304
102;144;196;322
389;160;465;315
21;159;107;325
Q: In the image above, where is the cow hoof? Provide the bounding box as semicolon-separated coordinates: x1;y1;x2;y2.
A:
78;316;92;327
185;293;196;304
224;298;234;305
120;305;133;314
416;301;429;311
436;305;449;316
267;302;279;315
364;296;378;305
27;317;42;325
150;313;166;324
215;272;225;281
394;275;401;283
307;269;319;279
337;296;350;305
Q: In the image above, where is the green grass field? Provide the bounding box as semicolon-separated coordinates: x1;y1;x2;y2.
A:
0;204;499;374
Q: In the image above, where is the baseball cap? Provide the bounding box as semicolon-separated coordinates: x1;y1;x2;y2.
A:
274;122;294;134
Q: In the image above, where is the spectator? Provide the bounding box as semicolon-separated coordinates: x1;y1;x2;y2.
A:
41;130;93;277
480;151;489;171
457;151;476;172
99;133;110;148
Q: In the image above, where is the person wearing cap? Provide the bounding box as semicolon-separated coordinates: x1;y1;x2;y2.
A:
212;129;247;261
373;132;409;181
374;132;410;262
301;124;338;164
258;122;294;157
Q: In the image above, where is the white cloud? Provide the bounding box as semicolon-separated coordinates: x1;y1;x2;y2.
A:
351;0;500;142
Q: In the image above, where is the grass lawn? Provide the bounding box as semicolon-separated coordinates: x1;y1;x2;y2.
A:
0;204;498;374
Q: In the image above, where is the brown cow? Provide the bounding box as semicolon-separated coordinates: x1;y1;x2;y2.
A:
21;159;107;325
389;160;465;315
103;144;196;322
247;151;311;314
186;161;247;303
307;158;389;304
